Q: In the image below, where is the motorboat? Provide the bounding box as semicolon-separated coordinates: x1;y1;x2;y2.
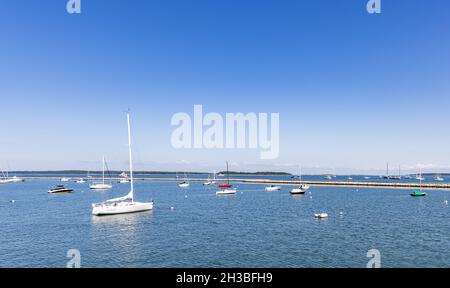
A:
290;184;310;195
48;185;73;194
265;185;281;191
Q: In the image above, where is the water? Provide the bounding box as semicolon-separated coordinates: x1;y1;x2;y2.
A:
1;174;449;267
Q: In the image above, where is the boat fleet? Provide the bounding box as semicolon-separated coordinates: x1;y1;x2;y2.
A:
2;120;448;218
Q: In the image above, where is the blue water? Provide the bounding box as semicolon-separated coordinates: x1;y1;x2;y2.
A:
0;175;449;268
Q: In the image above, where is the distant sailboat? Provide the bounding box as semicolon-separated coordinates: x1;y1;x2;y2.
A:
435;175;444;182
290;166;310;195
92;112;153;216
178;172;190;188
217;162;233;189
216;161;236;195
203;172;215;186
0;165;24;184
411;169;426;197
90;157;113;190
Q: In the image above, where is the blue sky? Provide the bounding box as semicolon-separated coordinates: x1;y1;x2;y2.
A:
1;0;449;174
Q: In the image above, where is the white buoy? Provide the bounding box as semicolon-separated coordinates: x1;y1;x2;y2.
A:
339;211;344;216
445;200;448;205
10;200;15;203
170;206;175;210
185;195;188;198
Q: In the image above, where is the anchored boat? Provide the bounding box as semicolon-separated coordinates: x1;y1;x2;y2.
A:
92;112;153;216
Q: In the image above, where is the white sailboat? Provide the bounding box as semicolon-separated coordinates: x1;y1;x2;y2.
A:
415;172;425;181
92;113;153;216
203;171;217;185
216;161;236;195
435;175;444;182
90;157;113;190
290;166;310;195
178;172;190;188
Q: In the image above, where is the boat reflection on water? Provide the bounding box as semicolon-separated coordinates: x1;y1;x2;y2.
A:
91;209;153;226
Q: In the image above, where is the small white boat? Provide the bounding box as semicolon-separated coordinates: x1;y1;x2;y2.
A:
61;177;70;182
178;173;190;188
48;185;73;193
265;185;281;191
216;188;237;195
118;179;130;183
325;175;333;180
92;112;153;216
119;171;129;178
290;184;310;195
76;178;86;183
178;181;190;188
435;176;444;182
203;173;213;185
314;212;328;219
90;156;112;190
347;177;353;180
364;176;370;179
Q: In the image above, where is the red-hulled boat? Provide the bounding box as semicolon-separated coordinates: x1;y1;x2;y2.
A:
217;161;233;188
218;183;232;188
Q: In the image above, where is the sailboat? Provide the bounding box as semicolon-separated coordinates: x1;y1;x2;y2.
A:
216;161;236;195
211;171;217;184
411;169;426;197
90;157;113;190
290;166;310;195
92;112;153;216
203;171;218;185
178;172;190;188
435;175;444;182
0;169;24;184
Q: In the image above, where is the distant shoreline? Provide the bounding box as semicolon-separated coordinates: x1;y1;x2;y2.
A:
6;171;450;176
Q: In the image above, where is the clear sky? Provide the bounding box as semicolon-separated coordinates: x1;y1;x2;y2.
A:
1;0;449;174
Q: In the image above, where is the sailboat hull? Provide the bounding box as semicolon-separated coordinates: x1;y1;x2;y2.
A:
216;189;236;195
90;184;112;190
92;201;153;216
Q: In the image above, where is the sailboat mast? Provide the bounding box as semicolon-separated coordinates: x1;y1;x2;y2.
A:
127;113;134;201
226;161;230;184
102;156;105;184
